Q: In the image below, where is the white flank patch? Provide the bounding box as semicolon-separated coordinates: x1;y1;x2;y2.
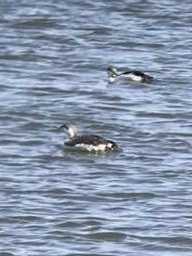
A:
75;143;108;152
123;73;142;82
108;76;116;83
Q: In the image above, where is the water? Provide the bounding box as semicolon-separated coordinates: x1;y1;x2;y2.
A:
1;1;192;255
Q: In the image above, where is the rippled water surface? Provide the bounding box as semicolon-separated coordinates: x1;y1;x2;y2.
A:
1;1;192;255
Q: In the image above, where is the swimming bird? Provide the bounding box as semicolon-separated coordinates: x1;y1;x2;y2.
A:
107;66;153;83
59;123;120;153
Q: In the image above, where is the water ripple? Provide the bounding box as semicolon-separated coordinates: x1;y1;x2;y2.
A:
1;0;192;255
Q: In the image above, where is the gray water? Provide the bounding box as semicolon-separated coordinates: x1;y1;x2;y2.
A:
1;1;192;255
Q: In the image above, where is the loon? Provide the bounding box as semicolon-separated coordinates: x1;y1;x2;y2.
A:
107;66;153;83
59;123;120;153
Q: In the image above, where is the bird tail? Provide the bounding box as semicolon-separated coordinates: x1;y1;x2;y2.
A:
107;66;119;83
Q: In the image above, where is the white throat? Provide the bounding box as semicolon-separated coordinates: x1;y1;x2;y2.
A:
67;125;77;138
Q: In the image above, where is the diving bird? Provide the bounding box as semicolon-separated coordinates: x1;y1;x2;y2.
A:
59;123;120;153
107;66;153;83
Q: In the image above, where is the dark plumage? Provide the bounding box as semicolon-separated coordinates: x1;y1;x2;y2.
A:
59;123;120;153
121;70;153;82
107;66;153;83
